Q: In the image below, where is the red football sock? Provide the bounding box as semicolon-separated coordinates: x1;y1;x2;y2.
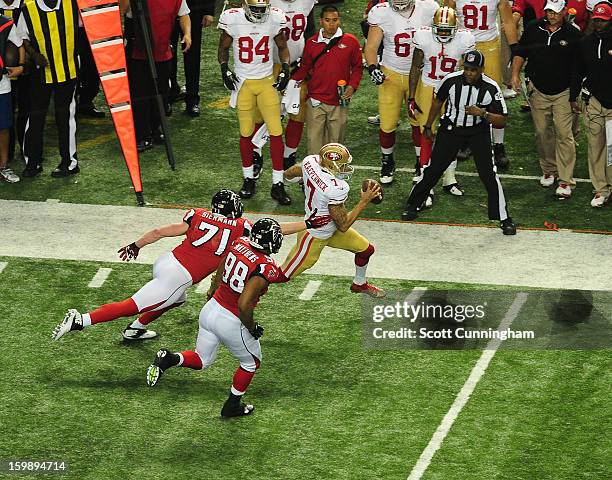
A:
90;298;139;325
240;135;254;167
137;301;184;326
270;135;284;172
355;243;375;267
232;367;256;394
379;130;395;150
420;136;433;167
178;350;203;370
285;119;304;149
411;126;421;147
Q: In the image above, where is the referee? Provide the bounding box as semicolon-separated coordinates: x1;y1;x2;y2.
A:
401;50;517;235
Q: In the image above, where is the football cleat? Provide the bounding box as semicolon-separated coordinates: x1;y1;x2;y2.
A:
401;203;419;221
52;309;84;341
443;183;464;196
350;282;386;298
221;398;255;418
367;114;380;125
123;326;158;341
271;182;292;205
283;152;297;171
493;143;509;169
380;153;395;185
252;151;264;180
146;348;179;387
239;177;256;199
590;192;609;208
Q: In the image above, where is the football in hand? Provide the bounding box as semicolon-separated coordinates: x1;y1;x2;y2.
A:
362;178;383;204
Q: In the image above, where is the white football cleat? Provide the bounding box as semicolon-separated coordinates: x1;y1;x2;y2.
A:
443;183;464;196
52;309;83;341
502;87;517;99
539;174;556;188
424;189;434;208
123;326;158;341
367;114;380;125
590;192;609;208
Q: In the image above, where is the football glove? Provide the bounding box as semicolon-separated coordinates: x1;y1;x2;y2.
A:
305;209;333;229
118;242;140;262
249;323;264;340
220;63;238;91
408;98;422;119
274;62;291;92
368;64;385;85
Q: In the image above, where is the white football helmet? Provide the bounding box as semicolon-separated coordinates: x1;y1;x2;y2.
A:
319;143;354;180
243;0;271;23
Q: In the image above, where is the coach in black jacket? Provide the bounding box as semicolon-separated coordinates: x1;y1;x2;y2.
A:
571;2;612;207
402;50;516;235
511;0;583;198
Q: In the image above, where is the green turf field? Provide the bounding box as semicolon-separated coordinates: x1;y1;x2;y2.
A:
1;1;610;478
0;257;610;479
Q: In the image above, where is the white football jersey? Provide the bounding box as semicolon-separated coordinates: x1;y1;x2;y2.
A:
455;0;500;42
272;0;315;64
301;155;350;240
218;7;286;80
367;0;439;75
413;27;476;87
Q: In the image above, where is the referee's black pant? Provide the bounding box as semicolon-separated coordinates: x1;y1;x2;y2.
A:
406;126;509;221
23;75;78;170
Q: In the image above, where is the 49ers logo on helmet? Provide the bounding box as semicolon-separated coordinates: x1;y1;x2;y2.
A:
324;151;342;162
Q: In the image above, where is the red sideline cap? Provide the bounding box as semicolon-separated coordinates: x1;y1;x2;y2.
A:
592;2;612;20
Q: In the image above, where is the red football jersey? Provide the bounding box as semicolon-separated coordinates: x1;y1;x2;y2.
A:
213;237;284;317
172;209;251;283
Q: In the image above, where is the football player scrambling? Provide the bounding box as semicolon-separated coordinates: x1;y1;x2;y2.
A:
364;0;439;186
218;0;293;205
408;7;476;204
51;192;328;342
146;219;287;418
282;143;386;297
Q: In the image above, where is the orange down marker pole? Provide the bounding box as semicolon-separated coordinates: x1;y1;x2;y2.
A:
76;0;144;205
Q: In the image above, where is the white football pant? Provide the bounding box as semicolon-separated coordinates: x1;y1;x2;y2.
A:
131;252;192;312
195;298;262;372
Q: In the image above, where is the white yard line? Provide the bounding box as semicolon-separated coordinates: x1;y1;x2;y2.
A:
353;165;592;183
88;267;112;288
298;280;322;301
0;261;6;275
195;277;212;294
46;199;61;203
403;286;428;304
406;293;529;480
1;200;611;290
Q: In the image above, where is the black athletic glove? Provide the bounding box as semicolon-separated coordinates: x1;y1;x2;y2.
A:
118;242;140;261
221;63;238;91
249;323;264;340
368;64;385;85
274;62;291;91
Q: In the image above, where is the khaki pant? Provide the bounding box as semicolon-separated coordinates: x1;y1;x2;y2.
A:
306;101;348;155
585;96;612;196
529;85;576;186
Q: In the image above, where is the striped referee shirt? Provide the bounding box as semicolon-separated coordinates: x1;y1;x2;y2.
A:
435;71;508;131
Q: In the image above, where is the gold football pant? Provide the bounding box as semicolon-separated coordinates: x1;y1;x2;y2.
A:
414;81;440;133
253;64;307;125
476;37;502;86
237;76;283;137
379;66;417;133
281;228;370;278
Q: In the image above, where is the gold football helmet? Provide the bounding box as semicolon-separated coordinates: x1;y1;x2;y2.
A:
390;0;415;16
433;7;457;44
243;0;271;23
319;143;354;180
